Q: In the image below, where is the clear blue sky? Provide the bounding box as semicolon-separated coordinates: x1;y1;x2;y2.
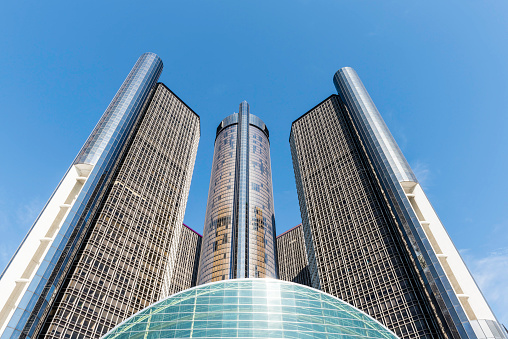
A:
0;0;507;324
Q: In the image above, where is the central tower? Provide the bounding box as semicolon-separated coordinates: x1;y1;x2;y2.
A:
197;101;278;284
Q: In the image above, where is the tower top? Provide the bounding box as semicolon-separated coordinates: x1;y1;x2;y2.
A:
215;103;269;140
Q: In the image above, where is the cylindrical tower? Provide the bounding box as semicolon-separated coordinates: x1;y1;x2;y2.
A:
197;101;277;284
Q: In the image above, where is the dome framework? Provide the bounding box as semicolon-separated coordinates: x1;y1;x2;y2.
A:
102;279;398;339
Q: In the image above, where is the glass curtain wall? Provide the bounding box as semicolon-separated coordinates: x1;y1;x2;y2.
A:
102;279;399;339
197;102;277;285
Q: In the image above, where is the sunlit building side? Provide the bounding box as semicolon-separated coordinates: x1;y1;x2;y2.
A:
0;55;201;339
197;102;278;284
289;67;507;339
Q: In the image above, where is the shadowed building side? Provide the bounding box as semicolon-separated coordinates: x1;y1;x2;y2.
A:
163;224;202;297
334;67;506;339
290;95;445;339
36;83;200;338
277;224;311;287
0;53;164;339
289;66;507;339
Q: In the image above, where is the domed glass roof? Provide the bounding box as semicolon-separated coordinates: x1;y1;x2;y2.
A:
102;279;398;338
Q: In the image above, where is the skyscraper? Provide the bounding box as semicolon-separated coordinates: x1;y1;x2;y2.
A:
164;224;202;297
277;224;311;287
289;67;506;339
100;100;400;339
0;54;200;338
2;52;502;339
197;101;278;284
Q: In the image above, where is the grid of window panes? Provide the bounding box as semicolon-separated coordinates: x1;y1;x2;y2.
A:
277;224;311;287
165;224;202;297
289;96;444;339
38;84;200;339
198;108;277;285
247;124;277;279
4;54;164;339
198;122;238;284
102;279;399;339
334;67;471;339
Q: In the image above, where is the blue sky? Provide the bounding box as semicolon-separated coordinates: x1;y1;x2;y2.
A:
0;0;507;324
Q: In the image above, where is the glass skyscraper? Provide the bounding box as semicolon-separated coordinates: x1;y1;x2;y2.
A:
0;54;201;338
197;102;278;284
1;52;504;339
289;67;506;339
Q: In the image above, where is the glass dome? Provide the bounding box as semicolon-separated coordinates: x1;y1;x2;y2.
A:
102;279;398;339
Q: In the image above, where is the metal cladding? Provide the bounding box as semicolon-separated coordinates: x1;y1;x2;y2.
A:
333;67;486;338
75;52;163;166
290;95;445;338
0;55;202;339
286;67;505;339
197;101;277;284
333;67;417;183
36;83;200;338
1;53;164;339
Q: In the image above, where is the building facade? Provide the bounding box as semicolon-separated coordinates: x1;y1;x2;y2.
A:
0;53;163;338
2;53;503;339
164;224;202;297
276;224;311;287
0;55;201;339
289;67;506;339
102;279;399;339
197;102;278;284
